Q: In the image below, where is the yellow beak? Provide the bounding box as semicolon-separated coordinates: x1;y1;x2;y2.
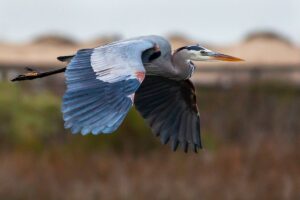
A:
209;53;244;62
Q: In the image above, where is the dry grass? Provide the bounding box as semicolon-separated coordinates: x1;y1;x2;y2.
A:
0;138;299;200
0;82;299;200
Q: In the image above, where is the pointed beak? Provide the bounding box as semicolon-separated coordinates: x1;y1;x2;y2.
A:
208;52;244;62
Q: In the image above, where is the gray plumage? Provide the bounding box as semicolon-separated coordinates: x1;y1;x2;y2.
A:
12;35;243;153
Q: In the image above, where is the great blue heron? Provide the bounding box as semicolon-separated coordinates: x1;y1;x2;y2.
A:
12;35;243;153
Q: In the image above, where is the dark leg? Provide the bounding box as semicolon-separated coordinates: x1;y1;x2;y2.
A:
11;67;66;82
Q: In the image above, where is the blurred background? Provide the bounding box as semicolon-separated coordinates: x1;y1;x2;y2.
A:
0;0;299;199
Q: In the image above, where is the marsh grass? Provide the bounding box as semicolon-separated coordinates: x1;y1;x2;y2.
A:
0;81;299;199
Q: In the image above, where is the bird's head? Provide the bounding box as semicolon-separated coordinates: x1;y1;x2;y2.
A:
174;44;244;62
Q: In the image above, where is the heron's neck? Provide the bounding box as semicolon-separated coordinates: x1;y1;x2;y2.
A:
172;51;193;80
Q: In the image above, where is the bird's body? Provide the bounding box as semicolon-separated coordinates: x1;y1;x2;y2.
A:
12;35;243;153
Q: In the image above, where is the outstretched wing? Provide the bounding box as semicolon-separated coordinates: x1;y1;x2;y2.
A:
134;76;202;153
63;39;157;135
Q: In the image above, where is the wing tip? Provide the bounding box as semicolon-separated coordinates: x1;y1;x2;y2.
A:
57;55;74;62
166;138;202;153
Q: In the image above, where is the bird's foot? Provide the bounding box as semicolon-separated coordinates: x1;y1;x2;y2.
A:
11;67;40;82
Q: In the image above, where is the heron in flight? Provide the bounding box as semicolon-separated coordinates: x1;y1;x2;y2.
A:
12;35;243;153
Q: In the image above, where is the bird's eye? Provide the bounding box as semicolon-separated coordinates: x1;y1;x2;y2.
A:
200;50;207;55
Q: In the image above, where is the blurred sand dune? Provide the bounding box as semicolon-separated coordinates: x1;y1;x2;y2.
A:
0;32;299;68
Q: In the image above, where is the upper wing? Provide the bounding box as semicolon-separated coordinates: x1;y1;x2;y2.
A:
62;39;158;135
134;76;202;153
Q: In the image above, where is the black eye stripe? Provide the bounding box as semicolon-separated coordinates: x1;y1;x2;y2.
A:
186;46;205;51
175;45;205;53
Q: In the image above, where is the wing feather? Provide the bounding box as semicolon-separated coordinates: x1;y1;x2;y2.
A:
134;76;202;153
62;39;157;135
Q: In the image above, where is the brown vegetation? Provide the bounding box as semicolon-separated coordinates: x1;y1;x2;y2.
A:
0;82;299;200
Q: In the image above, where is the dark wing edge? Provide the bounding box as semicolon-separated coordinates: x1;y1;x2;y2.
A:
57;55;74;63
134;76;202;153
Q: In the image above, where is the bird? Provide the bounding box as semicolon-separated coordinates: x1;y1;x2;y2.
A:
12;35;243;153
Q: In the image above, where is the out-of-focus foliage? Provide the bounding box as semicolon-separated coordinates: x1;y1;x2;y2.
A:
0;82;159;153
0;82;299;200
0;83;63;150
0;81;299;153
